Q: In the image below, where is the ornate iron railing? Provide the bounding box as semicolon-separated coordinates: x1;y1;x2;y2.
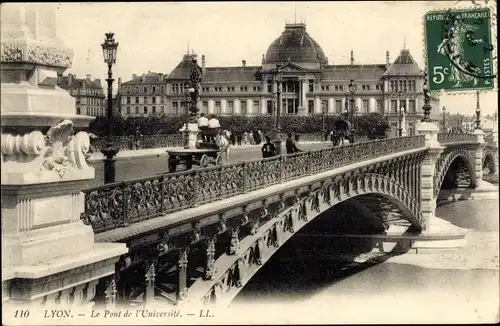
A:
437;133;477;144
91;133;328;152
81;135;425;233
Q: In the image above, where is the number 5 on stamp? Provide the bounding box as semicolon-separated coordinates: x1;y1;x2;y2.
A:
424;7;495;92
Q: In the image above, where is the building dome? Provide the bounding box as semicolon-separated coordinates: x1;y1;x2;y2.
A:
265;23;327;64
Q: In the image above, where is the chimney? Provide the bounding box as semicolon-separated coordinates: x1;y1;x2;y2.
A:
386;50;390;67
117;77;122;91
95;79;101;87
68;73;73;85
86;74;91;80
201;54;206;70
57;72;62;85
350;50;354;65
132;74;137;80
242;60;246;67
142;73;145;82
159;73;164;81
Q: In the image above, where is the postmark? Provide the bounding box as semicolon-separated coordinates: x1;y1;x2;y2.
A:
424;6;495;92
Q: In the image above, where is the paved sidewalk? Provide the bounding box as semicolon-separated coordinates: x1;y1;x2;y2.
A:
87;141;329;162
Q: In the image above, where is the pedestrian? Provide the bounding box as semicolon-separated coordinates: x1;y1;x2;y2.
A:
207;114;220;142
229;130;236;145
236;132;242;146
294;134;303;153
135;127;142;150
285;133;295;154
261;135;277;158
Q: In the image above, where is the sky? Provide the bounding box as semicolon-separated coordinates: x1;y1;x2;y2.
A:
48;1;498;115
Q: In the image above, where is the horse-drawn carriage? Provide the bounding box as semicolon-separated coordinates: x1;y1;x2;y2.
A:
331;118;356;146
166;127;230;172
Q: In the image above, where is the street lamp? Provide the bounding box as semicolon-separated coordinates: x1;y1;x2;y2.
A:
442;106;446;133
475;90;482;130
272;64;283;154
100;32;119;184
183;86;195;148
421;67;432;122
321;102;326;132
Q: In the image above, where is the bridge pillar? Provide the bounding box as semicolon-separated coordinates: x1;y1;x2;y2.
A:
473;129;487;185
417;122;444;230
1;4;127;307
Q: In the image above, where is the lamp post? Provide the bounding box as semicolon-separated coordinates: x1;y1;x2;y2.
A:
273;64;283;155
100;32;119;184
321;102;326;132
344;79;356;133
442;106;446;133
475;90;481;130
183;86;195;148
421;68;432;122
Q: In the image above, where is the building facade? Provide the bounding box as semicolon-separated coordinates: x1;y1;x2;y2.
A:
120;72;169;117
57;74;106;116
122;22;441;135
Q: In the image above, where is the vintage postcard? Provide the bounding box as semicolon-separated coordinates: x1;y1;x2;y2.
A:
1;1;498;325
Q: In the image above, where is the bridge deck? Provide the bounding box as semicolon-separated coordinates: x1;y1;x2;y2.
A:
95;147;427;243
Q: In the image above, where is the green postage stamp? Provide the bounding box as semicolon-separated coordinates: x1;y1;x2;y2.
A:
424;7;495;92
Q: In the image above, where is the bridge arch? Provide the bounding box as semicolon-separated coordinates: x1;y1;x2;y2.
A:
434;147;476;198
483;149;496;175
186;173;422;306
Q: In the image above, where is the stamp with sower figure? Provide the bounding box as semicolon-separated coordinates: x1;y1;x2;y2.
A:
424;6;495;92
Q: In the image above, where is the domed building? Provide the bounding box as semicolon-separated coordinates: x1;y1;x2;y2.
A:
120;22;441;136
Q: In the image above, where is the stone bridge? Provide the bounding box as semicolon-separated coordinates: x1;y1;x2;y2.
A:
75;126;496;308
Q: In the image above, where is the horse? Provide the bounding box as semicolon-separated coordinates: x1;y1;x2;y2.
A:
215;129;231;163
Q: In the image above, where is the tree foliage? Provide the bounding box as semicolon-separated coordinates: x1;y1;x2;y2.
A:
88;113;390;139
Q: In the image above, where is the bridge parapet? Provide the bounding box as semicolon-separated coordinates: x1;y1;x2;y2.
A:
82;136;425;234
437;133;478;144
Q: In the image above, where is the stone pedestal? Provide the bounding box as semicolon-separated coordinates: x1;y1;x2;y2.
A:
179;123;199;149
417;122;443;231
1;3;127;307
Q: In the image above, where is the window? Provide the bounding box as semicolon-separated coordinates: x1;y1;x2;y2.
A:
160;86;165;93
215;101;221;114
408;99;416;113
202;101;208;113
127;106;131;114
126;97;131;104
362;100;369;112
144;106;148;114
228;86;235;92
376;100;383;113
308;100;314;114
152;86;156;93
252;86;260;92
321;100;328;113
409;80;416;92
160;106;165;113
144;97;148;104
143;87;147;93
201;87;209;93
253;101;259;113
227;101;234;114
135;97;139;104
152;97;156;104
308;80;314;93
390;81;397;92
152;106;156;114
375;84;382;91
321;85;328;92
214;86;222;92
241;101;247;115
76;97;80;104
135;106;139;114
390;100;398;113
267;81;273;93
160;96;164;104
267;100;273;115
172;84;179;94
335;100;342;113
76;107;81;115
173;102;178;115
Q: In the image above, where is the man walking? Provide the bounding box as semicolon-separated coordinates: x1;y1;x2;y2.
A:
261;135;277;158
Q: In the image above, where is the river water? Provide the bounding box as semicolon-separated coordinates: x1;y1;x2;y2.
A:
231;194;499;324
